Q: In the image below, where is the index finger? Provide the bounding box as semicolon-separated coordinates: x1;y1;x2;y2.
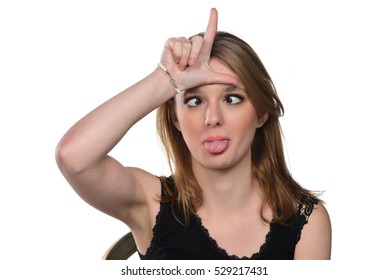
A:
200;8;218;58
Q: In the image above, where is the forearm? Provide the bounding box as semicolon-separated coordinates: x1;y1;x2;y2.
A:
56;66;174;174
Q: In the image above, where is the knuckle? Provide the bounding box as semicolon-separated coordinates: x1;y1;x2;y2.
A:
165;37;176;46
190;34;204;41
182;40;192;51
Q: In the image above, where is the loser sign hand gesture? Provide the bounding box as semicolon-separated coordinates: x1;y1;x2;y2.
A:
160;8;238;93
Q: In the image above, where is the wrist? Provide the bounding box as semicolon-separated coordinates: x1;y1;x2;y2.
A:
157;63;185;95
143;66;178;103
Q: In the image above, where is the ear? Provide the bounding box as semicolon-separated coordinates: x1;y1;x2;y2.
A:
256;112;269;128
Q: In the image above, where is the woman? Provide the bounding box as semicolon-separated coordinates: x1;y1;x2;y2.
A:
56;8;331;259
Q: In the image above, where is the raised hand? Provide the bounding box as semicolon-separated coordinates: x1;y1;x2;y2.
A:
159;8;238;92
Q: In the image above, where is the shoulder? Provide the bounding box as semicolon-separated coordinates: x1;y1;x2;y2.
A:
294;202;332;259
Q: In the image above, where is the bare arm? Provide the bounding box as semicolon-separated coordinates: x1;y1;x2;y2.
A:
55;69;174;226
294;203;332;259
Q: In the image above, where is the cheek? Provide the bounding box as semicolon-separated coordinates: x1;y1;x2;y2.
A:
234;109;259;131
176;111;201;137
231;112;259;147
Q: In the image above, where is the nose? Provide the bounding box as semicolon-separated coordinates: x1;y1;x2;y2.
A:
204;102;223;127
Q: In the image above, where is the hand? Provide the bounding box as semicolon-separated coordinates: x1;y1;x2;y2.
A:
160;8;238;91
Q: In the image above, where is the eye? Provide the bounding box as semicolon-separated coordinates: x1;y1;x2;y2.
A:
224;95;243;105
184;96;203;107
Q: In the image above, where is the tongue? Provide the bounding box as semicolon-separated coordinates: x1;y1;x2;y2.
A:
203;140;229;154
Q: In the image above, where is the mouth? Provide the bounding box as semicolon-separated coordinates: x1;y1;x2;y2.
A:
203;137;230;155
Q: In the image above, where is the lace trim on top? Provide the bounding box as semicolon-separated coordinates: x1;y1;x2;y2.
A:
297;195;317;222
194;195;317;259
296;195;318;242
194;215;273;260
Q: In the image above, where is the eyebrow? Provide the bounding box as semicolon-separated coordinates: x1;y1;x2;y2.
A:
184;85;245;96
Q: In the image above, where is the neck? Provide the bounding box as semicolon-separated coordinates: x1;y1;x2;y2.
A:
192;156;261;212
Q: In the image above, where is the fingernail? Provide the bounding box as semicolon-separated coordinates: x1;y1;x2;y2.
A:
189;57;196;66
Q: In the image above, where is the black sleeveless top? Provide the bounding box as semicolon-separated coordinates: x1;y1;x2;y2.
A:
139;176;318;260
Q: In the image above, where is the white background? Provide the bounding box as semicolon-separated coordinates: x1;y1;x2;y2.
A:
1;0;388;278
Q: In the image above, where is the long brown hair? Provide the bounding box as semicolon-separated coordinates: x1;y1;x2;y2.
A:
156;31;320;225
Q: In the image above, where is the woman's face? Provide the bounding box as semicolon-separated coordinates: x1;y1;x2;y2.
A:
173;58;268;171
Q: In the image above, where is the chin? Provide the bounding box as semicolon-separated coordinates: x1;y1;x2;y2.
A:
198;157;236;171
